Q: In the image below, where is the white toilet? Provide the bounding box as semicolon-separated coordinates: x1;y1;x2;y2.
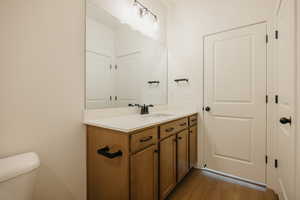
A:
0;152;40;200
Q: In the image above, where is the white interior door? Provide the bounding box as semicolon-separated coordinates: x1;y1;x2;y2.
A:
204;23;267;183
115;52;142;107
275;0;296;199
85;15;115;109
86;52;113;109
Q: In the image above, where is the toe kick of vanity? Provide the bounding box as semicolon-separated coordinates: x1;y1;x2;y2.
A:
86;113;198;200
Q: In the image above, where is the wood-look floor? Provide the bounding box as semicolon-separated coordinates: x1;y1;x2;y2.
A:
168;169;278;200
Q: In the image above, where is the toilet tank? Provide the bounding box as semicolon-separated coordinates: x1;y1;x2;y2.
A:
0;152;40;200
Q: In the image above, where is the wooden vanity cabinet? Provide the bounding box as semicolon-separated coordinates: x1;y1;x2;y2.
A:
177;130;189;182
159;135;177;200
189;125;197;168
86;114;198;200
131;145;158;200
87;126;130;200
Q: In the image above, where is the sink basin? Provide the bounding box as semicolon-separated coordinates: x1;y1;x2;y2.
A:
142;113;174;118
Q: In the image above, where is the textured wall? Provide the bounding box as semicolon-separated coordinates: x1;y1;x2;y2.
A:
0;0;86;199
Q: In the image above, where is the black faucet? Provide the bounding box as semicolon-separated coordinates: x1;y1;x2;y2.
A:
128;104;154;115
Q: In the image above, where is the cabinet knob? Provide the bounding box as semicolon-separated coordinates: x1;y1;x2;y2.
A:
180;123;187;127
205;106;211;112
139;136;153;143
280;117;292;125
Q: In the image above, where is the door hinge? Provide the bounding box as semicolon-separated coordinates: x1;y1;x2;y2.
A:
265;155;268;164
275;30;279;39
266;95;269;103
275;95;279;104
266;34;269;43
275;159;278;168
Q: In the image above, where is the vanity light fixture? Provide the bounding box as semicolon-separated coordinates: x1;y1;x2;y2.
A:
133;0;159;23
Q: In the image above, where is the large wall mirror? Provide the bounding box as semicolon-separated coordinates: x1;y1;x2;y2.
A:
85;0;168;109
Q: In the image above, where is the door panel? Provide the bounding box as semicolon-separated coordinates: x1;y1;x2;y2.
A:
189;126;197;168
115;52;141;107
177;130;189;182
275;0;296;199
131;145;158;200
159;135;176;200
86;52;113;109
204;23;267;183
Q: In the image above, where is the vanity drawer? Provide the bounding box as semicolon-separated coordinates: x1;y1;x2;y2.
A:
160;118;188;139
189;115;197;126
131;128;157;153
176;118;188;131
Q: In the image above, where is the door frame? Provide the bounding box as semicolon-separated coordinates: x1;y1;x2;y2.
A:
199;0;299;196
201;20;279;188
297;1;300;199
202;21;269;185
272;0;298;198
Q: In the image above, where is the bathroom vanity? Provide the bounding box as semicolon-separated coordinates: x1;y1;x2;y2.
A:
84;2;198;199
85;112;198;200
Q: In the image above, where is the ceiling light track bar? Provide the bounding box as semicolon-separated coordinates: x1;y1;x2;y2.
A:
134;0;158;20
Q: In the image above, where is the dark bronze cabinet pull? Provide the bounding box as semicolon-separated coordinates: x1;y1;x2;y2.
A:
178;137;182;140
174;78;189;83
180;122;187;126
166;127;174;132
97;146;122;159
139;136;153;143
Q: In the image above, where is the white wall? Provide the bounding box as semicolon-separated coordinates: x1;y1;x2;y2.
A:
166;0;277;182
296;0;300;199
0;0;167;200
0;0;85;200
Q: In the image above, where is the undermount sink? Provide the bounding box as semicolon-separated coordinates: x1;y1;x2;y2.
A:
141;113;174;118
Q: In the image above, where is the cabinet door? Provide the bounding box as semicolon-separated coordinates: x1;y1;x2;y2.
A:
159;135;177;200
177;130;189;182
189;126;197;168
131;145;158;200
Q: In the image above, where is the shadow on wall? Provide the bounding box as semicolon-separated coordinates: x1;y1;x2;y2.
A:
34;164;78;200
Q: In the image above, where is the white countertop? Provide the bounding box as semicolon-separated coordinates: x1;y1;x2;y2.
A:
83;110;198;133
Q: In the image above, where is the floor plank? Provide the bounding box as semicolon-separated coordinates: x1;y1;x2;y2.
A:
167;169;278;200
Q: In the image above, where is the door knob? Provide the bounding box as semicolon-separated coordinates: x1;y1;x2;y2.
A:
280;117;292;125
205;106;211;112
